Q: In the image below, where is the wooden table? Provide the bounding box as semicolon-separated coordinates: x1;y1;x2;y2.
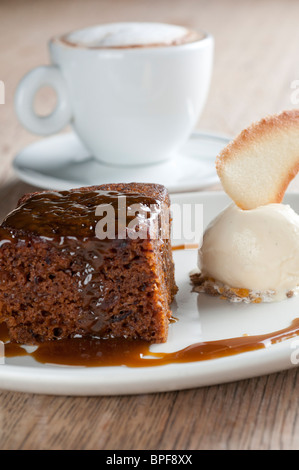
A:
1;0;299;450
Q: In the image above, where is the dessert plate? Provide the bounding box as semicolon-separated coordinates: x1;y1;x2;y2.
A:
12;131;230;193
1;190;299;396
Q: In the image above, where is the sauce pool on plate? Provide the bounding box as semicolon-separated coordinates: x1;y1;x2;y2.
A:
1;319;299;367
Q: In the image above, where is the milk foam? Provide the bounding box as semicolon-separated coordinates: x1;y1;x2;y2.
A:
65;22;198;48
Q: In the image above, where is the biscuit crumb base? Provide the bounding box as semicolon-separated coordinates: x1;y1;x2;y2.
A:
190;271;295;304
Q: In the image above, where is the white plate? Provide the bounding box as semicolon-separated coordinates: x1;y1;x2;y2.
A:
12;131;230;193
1;190;299;396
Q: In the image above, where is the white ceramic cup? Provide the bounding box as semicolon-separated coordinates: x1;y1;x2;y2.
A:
15;23;214;166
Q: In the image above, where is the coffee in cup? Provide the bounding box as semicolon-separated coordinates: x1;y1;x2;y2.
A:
60;22;204;49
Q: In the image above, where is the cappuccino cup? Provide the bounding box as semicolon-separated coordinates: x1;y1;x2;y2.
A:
15;22;214;166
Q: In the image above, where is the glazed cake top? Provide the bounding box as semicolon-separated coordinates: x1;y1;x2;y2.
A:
1;184;167;240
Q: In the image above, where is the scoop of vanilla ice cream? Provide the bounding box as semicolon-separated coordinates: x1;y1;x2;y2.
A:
198;202;299;299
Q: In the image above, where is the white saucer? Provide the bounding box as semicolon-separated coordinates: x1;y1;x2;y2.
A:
12;131;230;192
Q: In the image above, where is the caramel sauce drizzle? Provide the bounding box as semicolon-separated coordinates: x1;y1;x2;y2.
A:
172;244;198;251
1;319;299;368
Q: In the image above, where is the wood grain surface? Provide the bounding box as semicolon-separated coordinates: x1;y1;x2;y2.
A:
1;0;299;450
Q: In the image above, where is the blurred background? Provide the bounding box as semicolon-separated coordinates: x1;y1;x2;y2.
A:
1;0;299;186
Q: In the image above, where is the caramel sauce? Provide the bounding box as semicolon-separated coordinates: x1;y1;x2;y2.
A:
2;189;161;238
1;319;299;367
169;316;179;323
172;244;198;251
0;323;27;357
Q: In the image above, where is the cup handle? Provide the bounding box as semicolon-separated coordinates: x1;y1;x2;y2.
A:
14;65;72;135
